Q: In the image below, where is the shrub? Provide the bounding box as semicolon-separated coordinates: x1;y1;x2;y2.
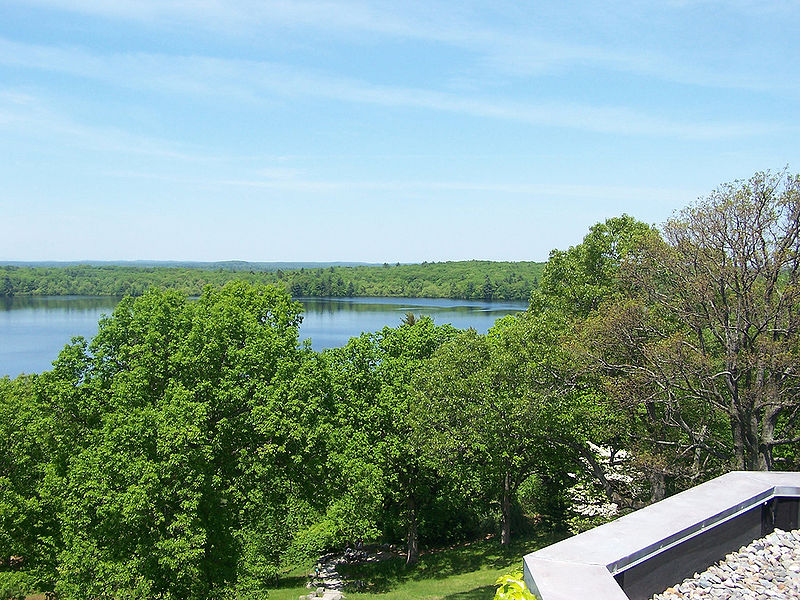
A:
0;570;39;600
494;571;537;600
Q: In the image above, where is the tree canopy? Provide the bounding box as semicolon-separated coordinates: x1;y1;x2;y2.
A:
585;171;800;472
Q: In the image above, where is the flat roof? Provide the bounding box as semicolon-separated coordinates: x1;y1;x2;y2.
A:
523;471;800;600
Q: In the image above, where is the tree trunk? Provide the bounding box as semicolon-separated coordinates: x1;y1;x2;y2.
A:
759;405;781;471
648;471;666;503
741;409;768;471
406;495;419;565
500;473;511;546
573;442;642;509
731;415;746;470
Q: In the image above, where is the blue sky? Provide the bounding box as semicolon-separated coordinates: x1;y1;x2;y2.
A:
1;1;798;262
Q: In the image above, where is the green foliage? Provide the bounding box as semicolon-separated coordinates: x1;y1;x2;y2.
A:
0;570;39;600
0;281;335;600
324;318;464;562
531;214;682;507
0;373;63;589
0;260;544;301
536;214;655;318
575;171;800;483
415;310;584;543
494;572;537;600
516;474;570;530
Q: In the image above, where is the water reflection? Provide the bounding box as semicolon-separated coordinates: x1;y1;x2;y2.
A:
0;296;528;376
298;297;527;351
0;296;121;377
299;296;525;315
0;295;123;312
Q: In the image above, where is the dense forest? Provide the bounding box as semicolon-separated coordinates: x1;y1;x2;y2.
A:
0;261;544;301
1;171;799;600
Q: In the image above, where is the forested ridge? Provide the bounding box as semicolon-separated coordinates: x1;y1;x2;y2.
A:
2;171;799;600
0;260;544;301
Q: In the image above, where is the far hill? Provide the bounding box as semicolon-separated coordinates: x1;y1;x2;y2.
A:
0;260;545;302
1;260;378;271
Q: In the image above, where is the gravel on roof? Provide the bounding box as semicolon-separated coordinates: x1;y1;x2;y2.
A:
651;528;800;600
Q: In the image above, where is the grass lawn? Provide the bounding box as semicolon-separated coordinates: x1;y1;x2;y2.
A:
265;528;566;600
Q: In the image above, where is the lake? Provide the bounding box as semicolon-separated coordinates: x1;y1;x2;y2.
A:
0;296;528;377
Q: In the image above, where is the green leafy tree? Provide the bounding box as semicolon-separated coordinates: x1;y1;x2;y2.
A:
0;335;101;594
325;317;459;564
532;214;686;506
416;311;582;544
0;260;545;301
536;214;655;318
0;375;57;587
587;171;800;472
51;282;322;599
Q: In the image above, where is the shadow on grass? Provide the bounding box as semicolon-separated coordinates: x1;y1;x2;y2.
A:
270;575;309;590
337;527;566;595
441;585;496;600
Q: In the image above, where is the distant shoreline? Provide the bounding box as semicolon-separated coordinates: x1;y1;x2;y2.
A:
0;261;544;302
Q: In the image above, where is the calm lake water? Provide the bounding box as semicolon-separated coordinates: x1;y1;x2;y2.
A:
0;296;527;377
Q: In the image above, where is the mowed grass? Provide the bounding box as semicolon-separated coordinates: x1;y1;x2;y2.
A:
265;528;566;600
20;529;563;600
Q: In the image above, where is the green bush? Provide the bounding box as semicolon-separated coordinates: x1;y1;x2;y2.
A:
494;571;537;600
0;570;39;600
284;518;339;567
517;473;570;529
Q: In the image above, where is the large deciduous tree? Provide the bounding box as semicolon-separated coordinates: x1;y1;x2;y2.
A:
416;311;582;545
52;282;326;599
533;215;680;506
538;214;656;319
587;171;800;472
0;374;60;588
325;317;458;564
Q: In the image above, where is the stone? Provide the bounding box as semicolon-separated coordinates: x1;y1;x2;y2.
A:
649;528;800;600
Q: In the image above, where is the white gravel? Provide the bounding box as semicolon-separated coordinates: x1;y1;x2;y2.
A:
651;528;800;600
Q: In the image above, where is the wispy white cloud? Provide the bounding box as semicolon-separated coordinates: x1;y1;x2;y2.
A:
0;87;220;160
8;0;798;93
0;38;784;140
9;0;466;40
479;41;796;94
662;0;800;12
126;169;696;205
